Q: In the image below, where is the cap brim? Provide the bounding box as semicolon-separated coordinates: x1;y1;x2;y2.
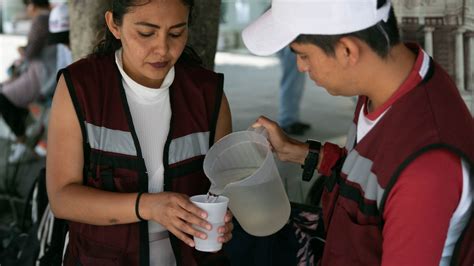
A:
242;9;298;56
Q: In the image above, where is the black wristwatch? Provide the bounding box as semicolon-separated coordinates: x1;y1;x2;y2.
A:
301;140;321;182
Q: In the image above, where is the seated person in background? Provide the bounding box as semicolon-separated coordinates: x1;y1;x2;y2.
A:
0;0;54;163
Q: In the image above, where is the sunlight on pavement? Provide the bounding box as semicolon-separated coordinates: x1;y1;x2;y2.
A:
215;51;279;68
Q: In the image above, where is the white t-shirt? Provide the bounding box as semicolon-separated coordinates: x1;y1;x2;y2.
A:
115;49;176;266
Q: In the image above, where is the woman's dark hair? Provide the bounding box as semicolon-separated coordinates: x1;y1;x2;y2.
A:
93;0;201;64
294;7;400;58
23;0;50;8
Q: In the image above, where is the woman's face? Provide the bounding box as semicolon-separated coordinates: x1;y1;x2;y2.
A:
107;0;189;88
26;3;36;18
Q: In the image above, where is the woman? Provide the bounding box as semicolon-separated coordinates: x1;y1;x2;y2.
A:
46;0;233;265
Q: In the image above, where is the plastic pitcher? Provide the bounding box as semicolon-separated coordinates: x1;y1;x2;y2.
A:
203;128;291;237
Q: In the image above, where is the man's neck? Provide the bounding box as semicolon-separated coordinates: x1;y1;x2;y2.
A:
363;44;416;112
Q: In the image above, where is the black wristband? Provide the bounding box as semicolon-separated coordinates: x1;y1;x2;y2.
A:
301;140;321;182
135;192;146;221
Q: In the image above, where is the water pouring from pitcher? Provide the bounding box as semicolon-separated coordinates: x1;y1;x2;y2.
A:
203;128;291;236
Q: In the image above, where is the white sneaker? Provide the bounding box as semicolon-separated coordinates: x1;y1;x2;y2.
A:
8;143;27;163
34;141;47;157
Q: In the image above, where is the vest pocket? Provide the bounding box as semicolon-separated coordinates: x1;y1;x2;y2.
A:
86;164;115;191
324;202;382;265
112;168;139;192
87;165;139;193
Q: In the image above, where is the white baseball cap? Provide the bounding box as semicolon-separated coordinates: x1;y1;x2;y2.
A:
49;3;70;33
242;0;392;56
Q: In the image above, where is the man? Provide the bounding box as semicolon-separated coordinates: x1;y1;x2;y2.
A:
242;0;473;265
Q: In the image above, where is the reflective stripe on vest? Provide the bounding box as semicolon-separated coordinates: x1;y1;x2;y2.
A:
86;121;210;165
345;122;357;152
86;122;137;156
169;131;210;164
342;149;385;208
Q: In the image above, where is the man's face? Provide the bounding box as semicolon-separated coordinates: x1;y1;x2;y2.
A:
290;42;351;96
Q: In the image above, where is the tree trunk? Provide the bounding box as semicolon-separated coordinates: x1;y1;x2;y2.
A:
188;0;221;70
69;0;221;69
69;0;110;60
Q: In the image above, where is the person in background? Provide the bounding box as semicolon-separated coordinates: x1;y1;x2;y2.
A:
242;0;473;264
0;0;53;163
46;0;233;265
43;2;72;103
8;0;51;78
277;46;310;135
33;2;73;157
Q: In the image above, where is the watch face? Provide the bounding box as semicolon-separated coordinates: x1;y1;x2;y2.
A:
306;140;322;154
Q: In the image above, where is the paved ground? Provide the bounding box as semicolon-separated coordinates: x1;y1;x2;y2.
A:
0;34;355;209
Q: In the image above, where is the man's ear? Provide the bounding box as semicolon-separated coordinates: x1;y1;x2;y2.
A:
105;11;121;40
336;36;360;66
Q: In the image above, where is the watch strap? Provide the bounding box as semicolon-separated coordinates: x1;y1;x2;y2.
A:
302;140;321;181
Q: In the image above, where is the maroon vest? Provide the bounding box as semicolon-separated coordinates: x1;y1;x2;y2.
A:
321;60;474;265
61;54;226;266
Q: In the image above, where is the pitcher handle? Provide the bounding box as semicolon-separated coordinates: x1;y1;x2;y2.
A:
247;125;269;139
